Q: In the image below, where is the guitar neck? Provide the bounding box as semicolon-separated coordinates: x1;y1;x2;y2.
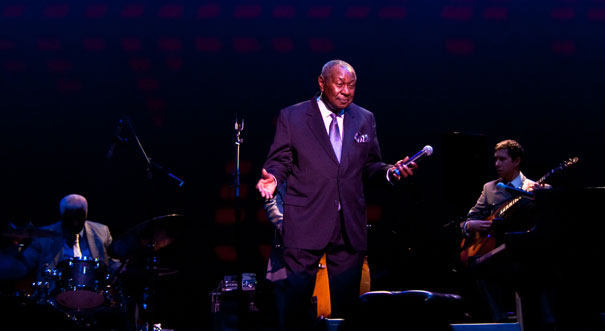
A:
496;196;522;217
496;157;579;218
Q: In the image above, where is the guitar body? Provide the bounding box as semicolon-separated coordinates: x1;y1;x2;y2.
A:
313;254;331;318
460;229;497;267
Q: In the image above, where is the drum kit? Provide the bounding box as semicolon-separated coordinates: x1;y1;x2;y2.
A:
0;214;186;330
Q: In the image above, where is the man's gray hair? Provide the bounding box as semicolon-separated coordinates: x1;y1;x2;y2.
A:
59;194;88;217
320;59;356;80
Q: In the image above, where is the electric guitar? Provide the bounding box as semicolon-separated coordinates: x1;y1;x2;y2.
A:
459;157;579;266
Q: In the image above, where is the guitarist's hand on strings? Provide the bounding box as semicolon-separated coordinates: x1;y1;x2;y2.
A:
388;156;417;181
464;220;493;234
527;182;552;191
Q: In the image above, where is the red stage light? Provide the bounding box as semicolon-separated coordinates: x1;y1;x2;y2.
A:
272;5;295;19
378;6;407;19
158;4;184;19
121;4;144;18
271;37;294;53
234;5;262;19
197;3;220;19
441;6;473;21
85;4;108;18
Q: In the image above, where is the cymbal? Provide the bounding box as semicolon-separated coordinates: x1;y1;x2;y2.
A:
109;214;185;260
1;226;60;240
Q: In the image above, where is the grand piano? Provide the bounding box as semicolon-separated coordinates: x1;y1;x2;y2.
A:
472;187;605;330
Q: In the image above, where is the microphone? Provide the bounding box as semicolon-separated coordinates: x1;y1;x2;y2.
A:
106;118;124;160
393;145;433;176
496;182;534;199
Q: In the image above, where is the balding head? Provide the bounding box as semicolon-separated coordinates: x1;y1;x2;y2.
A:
60;194;88;235
320;59;356;81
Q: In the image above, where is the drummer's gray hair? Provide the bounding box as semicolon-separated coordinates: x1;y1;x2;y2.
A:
59;194;88;217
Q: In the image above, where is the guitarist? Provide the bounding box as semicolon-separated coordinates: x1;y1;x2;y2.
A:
461;139;543;324
462;139;537;237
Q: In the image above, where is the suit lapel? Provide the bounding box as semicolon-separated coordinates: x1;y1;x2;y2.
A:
306;100;340;164
84;221;100;259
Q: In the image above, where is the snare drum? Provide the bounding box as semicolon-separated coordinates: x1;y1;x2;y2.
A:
54;257;110;310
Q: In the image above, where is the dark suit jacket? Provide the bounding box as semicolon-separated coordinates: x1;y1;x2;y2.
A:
21;220;115;281
264;95;390;251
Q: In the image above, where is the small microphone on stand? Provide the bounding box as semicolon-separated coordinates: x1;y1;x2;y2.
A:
234;118;244;198
496;182;534;199
393;145;434;176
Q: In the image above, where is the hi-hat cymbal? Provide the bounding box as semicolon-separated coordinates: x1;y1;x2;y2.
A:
109;214;186;260
1;226;60;240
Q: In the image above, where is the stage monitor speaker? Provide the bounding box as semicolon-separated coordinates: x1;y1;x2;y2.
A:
450;323;521;331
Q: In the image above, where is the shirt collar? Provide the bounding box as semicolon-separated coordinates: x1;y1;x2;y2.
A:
63;224;86;241
317;96;344;118
508;172;524;189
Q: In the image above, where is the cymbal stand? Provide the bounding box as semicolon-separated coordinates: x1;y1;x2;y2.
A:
138;243;160;331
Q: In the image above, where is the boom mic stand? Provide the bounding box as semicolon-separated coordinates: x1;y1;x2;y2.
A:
110;116;185;331
122;116;184;188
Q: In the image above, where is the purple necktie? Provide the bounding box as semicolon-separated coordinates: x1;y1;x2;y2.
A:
329;113;342;162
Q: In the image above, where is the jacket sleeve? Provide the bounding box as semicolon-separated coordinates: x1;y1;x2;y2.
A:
263;109;292;186
363;112;391;180
466;183;491;221
263;183;285;234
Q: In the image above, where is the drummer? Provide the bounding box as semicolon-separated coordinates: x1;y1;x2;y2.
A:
0;194;125;329
16;193;119;282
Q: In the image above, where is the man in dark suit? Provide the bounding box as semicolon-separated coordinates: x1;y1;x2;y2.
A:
256;59;417;327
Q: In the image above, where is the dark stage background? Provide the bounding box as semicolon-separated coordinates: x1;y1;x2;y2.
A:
1;0;604;329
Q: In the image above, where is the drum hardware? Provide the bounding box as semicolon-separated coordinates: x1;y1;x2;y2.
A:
35;257;127;328
30;280;51;303
109;214;185;330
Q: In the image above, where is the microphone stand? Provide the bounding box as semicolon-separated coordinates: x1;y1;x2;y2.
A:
122;117;185;188
118;116;185;331
234;118;244;290
234;118;244;200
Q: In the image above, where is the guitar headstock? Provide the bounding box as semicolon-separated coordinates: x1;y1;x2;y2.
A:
561;157;579;169
538;157;579;184
551;157;579;174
